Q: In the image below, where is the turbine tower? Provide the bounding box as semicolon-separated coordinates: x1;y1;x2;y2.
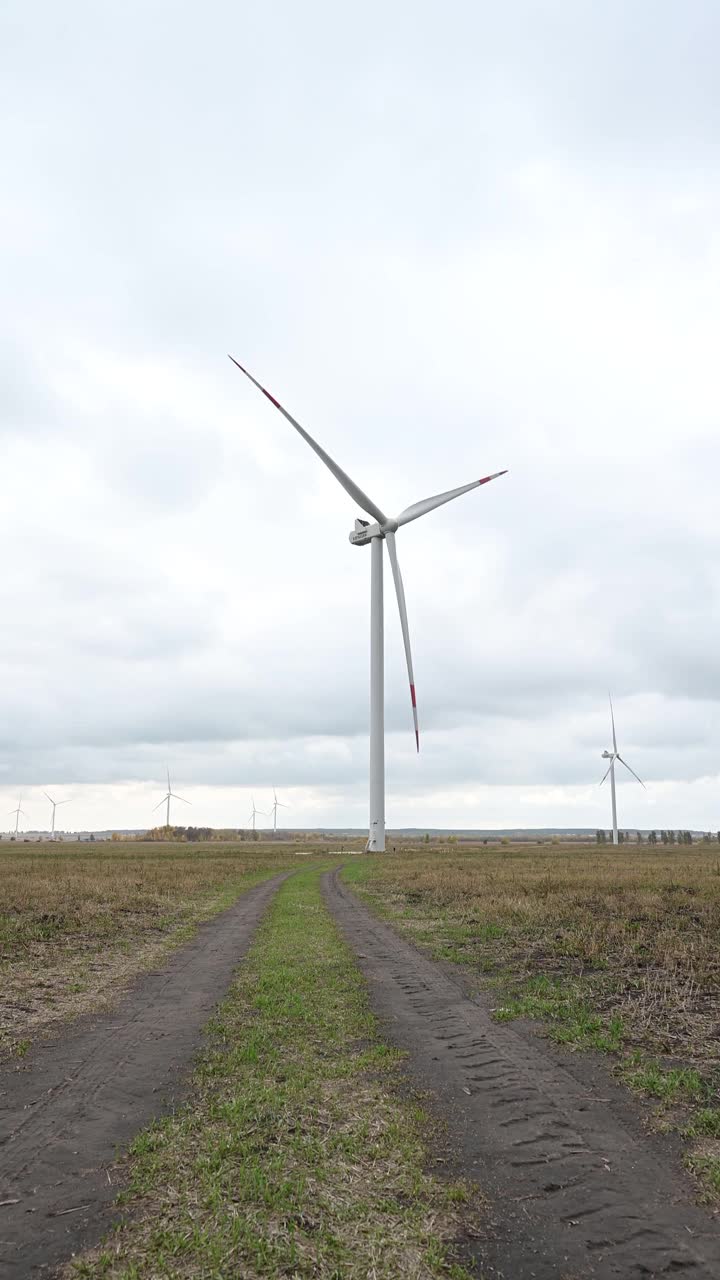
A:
270;787;288;833
230;356;507;852
153;767;190;828
8;797;25;837
44;792;71;839
600;695;645;845
248;796;266;833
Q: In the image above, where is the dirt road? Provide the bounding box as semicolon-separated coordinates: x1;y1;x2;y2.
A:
0;873;286;1279
324;868;720;1279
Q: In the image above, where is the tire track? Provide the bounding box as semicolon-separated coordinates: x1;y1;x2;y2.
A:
323;868;720;1279
0;872;288;1279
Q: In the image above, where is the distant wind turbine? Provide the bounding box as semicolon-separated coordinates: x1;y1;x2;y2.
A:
8;797;25;836
44;792;71;839
230;356;508;851
248;797;266;833
600;695;645;845
270;787;288;833
153;767;190;828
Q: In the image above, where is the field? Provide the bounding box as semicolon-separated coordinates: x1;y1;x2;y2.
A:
0;839;304;1058
5;838;720;1277
64;867;476;1279
346;840;720;1193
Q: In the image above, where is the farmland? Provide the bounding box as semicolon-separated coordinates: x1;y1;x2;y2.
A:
5;839;720;1278
346;840;720;1193
0;840;308;1059
62;866;476;1280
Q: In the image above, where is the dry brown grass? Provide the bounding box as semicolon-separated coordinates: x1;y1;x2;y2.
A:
0;840;300;1058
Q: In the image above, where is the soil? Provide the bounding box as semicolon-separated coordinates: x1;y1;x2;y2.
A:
0;873;286;1279
323;867;720;1280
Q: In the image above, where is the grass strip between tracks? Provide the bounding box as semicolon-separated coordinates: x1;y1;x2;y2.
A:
67;866;478;1279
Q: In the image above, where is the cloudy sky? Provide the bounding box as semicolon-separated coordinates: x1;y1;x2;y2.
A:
2;1;719;833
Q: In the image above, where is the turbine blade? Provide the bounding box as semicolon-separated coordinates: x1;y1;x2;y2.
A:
617;755;646;788
170;792;191;804
152;799;166;812
609;693;618;754
396;471;508;528
384;530;419;751
599;761;613;785
228;356;387;524
44;792;55;804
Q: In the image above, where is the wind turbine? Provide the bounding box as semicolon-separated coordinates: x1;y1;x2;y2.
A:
44;792;71;839
269;787;288;833
600;695;645;845
230;356;507;852
8;797;25;837
153;767;190;828
248;796;266;833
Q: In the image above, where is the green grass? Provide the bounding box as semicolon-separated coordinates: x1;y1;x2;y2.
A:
683;1109;720;1138
622;1060;711;1104
686;1152;720;1197
67;867;480;1279
493;975;625;1052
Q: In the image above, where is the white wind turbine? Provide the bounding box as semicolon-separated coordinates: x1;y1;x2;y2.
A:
44;792;71;840
230;356;507;852
270;787;288;833
153;767;190;828
600;695;645;845
248;796;266;833
8;797;25;837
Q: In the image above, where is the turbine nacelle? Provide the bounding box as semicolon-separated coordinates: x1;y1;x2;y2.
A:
349;516;398;545
350;519;379;545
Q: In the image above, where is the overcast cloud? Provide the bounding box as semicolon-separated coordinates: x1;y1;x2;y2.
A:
2;1;719;833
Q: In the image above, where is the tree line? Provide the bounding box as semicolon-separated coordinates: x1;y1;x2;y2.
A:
595;830;717;845
139;826;265;842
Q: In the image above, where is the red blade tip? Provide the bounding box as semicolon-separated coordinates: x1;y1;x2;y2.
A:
228;355;283;412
